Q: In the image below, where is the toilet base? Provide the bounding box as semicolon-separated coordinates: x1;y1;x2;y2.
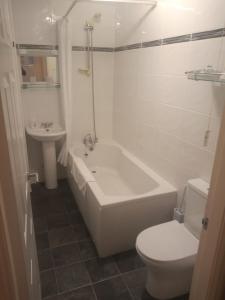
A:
145;262;194;299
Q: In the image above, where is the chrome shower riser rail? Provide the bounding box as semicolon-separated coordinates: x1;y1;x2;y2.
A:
64;0;157;18
90;30;98;143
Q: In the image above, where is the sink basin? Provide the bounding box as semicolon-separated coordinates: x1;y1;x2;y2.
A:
26;126;66;142
26;124;66;189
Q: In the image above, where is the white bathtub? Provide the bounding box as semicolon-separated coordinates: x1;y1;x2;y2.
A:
67;141;177;257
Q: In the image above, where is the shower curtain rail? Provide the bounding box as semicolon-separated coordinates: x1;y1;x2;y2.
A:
64;0;157;18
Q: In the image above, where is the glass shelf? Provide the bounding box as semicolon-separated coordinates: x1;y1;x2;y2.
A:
21;82;60;89
185;67;225;84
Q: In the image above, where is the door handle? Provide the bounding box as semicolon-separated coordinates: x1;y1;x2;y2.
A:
202;217;209;230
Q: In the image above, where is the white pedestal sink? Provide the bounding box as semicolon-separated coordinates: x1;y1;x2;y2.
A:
26;125;66;189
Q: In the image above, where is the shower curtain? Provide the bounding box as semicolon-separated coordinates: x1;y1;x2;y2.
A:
57;17;73;166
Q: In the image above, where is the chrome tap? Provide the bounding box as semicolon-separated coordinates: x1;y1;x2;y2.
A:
83;133;95;151
41;122;53;129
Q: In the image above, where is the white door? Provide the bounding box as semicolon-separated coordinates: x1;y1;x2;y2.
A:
0;0;41;299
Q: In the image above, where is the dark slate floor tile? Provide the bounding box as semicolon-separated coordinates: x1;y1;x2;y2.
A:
122;268;149;300
43;296;61;300
31;182;47;196
40;270;58;298
114;250;145;273
32;201;49;218
64;197;78;212
123;269;189;300
94;276;132;300
33;216;48;234
52;243;81;267
59;286;95;300
173;294;189;300
36;232;49;252
57;179;72;194
31;192;47;205
86;257;119;283
69;211;84;225
55;262;90;293
131;289;156;300
47;213;70;230
48;226;77;248
47;198;67;215
73;223;90;241
38;249;53;271
79;240;98;261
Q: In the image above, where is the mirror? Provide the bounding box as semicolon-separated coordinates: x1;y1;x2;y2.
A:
20;55;59;88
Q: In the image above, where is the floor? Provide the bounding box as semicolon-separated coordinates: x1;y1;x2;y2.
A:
31;179;189;300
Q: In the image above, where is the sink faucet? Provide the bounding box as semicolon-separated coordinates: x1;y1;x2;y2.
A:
41;122;53;129
83;133;96;151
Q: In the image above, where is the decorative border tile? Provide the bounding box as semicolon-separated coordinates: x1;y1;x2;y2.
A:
162;34;191;45
142;39;162;48
16;27;225;53
191;28;225;41
92;46;114;52
115;28;225;52
72;45;114;52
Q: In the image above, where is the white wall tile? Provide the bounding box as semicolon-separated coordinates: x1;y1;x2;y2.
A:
72;51;114;143
115;0;225;46
22;88;62;125
12;0;116;47
114;39;225;202
12;0;58;45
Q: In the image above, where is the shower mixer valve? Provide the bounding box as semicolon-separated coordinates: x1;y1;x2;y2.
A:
83;133;96;151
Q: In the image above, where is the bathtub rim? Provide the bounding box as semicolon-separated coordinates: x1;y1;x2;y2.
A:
68;140;177;207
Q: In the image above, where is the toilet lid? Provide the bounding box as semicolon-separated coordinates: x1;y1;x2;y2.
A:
136;220;199;262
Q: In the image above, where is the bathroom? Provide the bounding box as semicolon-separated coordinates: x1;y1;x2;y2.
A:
0;0;225;299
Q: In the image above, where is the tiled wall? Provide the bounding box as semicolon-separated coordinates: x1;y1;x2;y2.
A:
113;1;225;200
12;0;225;194
68;2;116;142
114;0;225;46
71;51;114;142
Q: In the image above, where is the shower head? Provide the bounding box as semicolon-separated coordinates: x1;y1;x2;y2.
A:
93;13;101;23
84;13;102;30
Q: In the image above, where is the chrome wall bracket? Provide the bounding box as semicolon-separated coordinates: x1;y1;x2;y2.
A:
27;172;39;184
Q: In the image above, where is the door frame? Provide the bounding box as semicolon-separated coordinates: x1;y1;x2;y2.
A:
190;106;225;300
0;184;17;300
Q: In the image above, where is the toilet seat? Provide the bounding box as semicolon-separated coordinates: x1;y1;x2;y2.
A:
136;220;199;263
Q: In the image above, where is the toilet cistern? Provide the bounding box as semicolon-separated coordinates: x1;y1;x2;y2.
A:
26;122;66;189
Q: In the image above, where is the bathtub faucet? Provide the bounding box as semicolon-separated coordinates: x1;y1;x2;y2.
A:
83;133;95;151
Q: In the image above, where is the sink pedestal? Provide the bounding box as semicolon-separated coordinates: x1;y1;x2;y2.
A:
42;141;57;189
26;124;66;189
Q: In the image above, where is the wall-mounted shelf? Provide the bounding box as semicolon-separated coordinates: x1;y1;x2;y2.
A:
22;82;60;89
185;66;225;84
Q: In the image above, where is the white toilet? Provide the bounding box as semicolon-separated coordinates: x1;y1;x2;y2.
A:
136;178;209;299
